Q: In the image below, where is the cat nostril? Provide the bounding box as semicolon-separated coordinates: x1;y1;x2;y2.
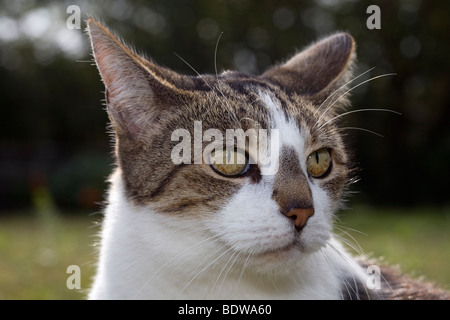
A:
284;208;314;231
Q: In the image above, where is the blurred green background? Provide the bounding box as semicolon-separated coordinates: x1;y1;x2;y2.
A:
0;0;449;299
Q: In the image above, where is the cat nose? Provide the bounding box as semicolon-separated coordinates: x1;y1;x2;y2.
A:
284;208;314;231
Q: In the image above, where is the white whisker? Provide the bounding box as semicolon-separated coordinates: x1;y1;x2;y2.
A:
214;32;224;81
210;248;238;294
178;244;235;297
237;249;255;289
217;250;243;292
173;51;214;91
174;50;242;130
334;233;367;259
326;242;363;300
333;225;368;257
316;67;375;114
315;73;397;127
320;248;347;300
339;126;384;138
133;231;222;298
318;108;401;130
212;33;243;129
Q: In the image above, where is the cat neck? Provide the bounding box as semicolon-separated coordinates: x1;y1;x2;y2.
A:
89;170;369;299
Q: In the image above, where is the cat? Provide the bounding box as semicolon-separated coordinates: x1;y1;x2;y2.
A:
86;19;449;300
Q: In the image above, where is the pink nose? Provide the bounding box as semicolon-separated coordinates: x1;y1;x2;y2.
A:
284;208;314;231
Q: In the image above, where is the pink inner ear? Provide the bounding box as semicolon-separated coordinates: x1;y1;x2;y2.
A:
88;19;160;138
89;23;140;99
93;46;117;90
88;20;129;88
88;20;201;143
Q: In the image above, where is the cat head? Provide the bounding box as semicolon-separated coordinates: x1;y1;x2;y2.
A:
88;19;356;273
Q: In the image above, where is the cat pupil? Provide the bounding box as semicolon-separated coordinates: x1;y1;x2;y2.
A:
226;150;231;164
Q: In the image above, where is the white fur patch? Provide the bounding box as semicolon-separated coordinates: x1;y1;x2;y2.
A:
258;90;333;251
90;170;370;299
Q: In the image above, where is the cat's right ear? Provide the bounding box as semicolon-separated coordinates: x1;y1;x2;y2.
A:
261;32;356;108
87;19;192;140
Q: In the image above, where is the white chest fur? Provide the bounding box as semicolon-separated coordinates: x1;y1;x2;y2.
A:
89;171;369;300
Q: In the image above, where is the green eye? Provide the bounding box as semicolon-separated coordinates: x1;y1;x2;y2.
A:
306;148;332;178
210;148;249;177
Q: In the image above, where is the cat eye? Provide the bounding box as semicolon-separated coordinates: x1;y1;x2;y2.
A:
306;148;332;178
209;148;249;177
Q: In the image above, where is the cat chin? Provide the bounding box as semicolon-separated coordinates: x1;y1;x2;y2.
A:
225;234;330;276
238;243;323;276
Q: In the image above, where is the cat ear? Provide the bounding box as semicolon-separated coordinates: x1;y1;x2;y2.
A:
87;19;193;140
261;32;355;107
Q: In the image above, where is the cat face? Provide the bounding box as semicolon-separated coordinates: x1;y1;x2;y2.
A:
88;20;355;273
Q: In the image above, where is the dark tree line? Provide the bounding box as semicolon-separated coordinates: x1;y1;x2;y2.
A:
0;0;449;212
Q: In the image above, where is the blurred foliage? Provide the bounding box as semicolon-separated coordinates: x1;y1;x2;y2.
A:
0;213;95;299
0;0;449;212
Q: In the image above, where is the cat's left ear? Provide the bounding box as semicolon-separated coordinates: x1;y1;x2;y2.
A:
261;32;356;107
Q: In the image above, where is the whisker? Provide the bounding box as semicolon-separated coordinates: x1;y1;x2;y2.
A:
212;33;243;129
332;222;390;299
333;233;367;259
334;222;369;236
377;267;395;297
315;73;397;127
210;249;238;294
178;244;235;297
237;249;255;289
316;67;375;114
133;231;222;298
320;248;347;300
333;224;368;255
174;49;243;133
338;127;384;138
217;250;243;292
327;242;363;300
173;51;215;91
175;37;242;129
214;32;224;81
174;243;228;297
318;108;401;130
333;224;373;287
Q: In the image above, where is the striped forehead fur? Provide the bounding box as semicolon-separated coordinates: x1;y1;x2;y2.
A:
120;77;275;215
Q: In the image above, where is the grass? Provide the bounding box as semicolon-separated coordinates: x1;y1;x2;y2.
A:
0;212;98;300
0;205;448;299
335;205;450;290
